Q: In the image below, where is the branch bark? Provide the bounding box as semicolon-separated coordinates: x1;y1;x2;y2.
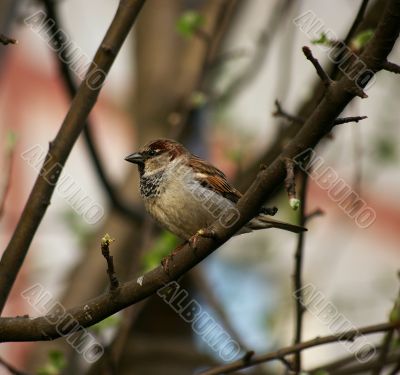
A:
199;322;400;375
0;0;146;313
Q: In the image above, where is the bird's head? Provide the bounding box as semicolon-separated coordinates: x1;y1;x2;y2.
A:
125;139;187;175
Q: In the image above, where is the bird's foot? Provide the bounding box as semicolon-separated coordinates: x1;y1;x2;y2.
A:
161;242;185;274
188;227;218;251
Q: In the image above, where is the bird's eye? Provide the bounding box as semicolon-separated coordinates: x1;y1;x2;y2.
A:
147;149;159;156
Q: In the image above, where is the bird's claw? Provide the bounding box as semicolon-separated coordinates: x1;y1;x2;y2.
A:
161;242;186;274
188;228;218;251
161;254;173;275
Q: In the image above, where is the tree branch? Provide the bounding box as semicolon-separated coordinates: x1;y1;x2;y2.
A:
199;322;400;375
382;60;400;74
0;0;398;342
273;100;367;126
292;172;308;373
302;46;333;87
41;0;144;222
0;0;147;314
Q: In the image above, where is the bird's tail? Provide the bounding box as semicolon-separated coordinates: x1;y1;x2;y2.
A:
246;215;307;234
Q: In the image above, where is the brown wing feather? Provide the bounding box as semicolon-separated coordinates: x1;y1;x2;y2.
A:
188;156;242;203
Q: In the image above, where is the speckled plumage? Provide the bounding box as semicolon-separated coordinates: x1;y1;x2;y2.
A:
125;139;306;240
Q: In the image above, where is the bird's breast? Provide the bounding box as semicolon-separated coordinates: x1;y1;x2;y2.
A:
142;172;236;240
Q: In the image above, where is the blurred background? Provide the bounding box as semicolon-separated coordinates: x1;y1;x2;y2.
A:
0;0;399;374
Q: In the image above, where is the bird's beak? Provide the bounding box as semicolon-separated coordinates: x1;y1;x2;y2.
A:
125;152;144;165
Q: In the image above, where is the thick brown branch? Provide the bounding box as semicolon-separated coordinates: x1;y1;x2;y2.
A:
42;0;144;222
302;46;333;87
0;0;146;313
199;322;400;375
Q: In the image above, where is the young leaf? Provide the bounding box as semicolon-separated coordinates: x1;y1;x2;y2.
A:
176;11;204;38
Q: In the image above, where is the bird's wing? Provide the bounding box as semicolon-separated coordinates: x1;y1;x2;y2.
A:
188;155;242;203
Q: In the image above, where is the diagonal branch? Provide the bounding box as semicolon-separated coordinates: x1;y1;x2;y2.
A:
199;322;399;375
42;0;144;222
0;0;147;314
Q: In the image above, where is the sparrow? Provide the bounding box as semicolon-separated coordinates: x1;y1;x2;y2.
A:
125;139;305;242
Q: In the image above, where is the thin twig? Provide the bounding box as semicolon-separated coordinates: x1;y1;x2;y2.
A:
101;234;119;290
292;171;308;373
273;100;304;124
305;208;324;223
382;60;400;74
302;46;333;87
0;34;17;45
199;322;400;375
334;115;367;125
274;100;366;127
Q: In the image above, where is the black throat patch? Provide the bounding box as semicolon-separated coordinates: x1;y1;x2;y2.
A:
140;170;165;198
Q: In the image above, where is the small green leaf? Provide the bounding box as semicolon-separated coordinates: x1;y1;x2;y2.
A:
91;314;120;334
141;231;179;271
311;32;331;46
176;11;204;38
37;350;66;375
351;29;374;51
289;198;301;210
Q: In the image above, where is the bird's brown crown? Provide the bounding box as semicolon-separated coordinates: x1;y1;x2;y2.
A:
141;139;187;160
